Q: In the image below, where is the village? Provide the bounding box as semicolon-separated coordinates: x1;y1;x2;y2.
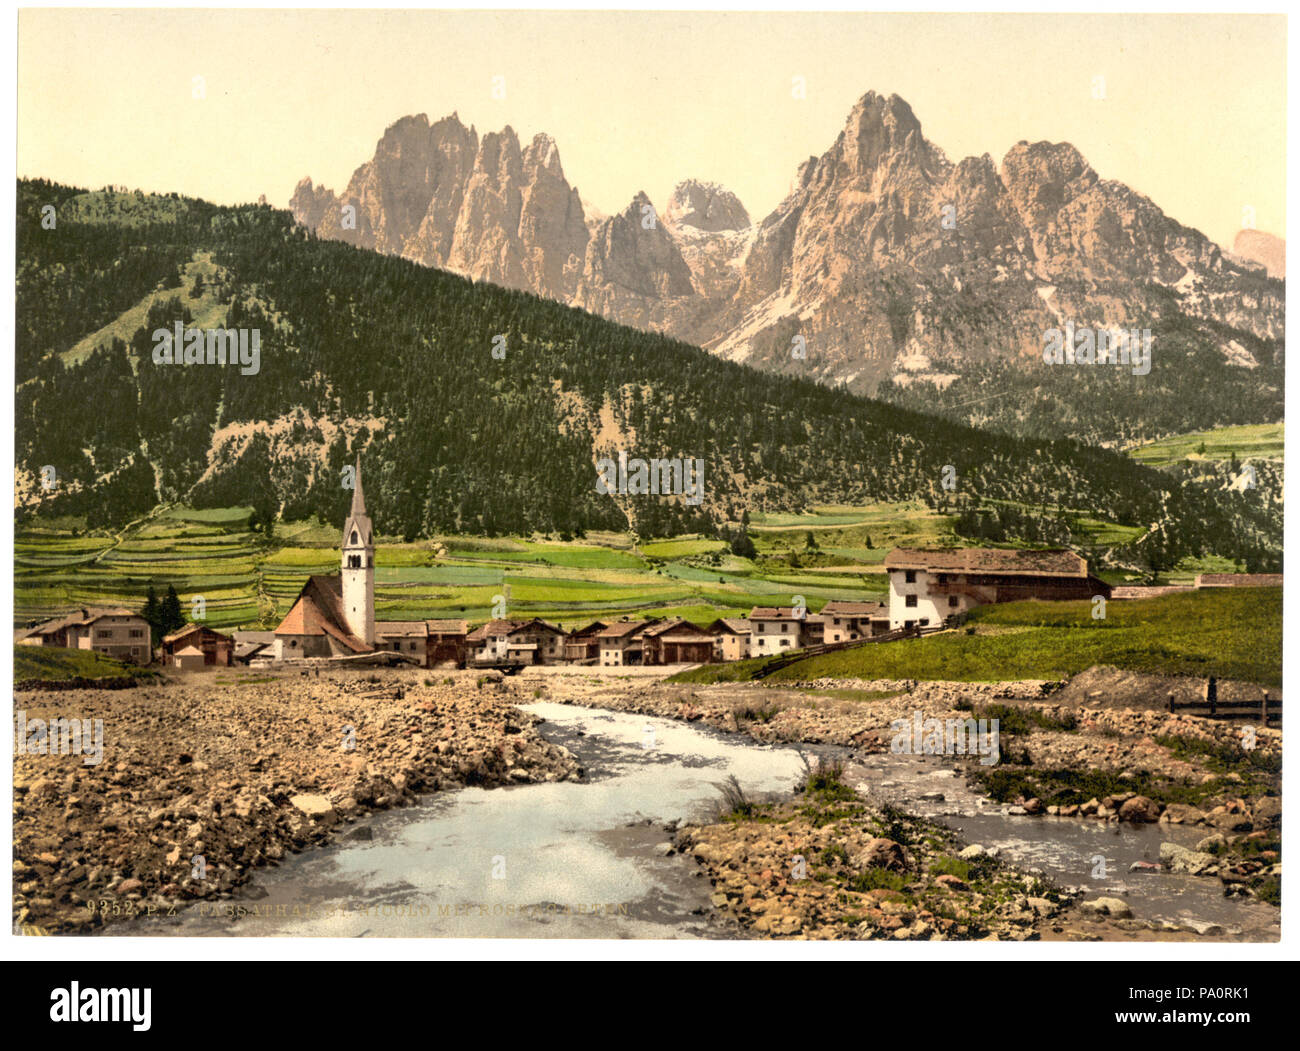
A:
15;460;1282;677
13;461;1283;942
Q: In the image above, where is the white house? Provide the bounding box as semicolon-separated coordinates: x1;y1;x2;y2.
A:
748;607;822;656
884;548;1110;629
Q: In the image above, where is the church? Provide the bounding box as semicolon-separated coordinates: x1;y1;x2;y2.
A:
272;458;464;664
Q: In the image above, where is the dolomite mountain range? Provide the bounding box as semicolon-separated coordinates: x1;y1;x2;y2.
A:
290;91;1284;393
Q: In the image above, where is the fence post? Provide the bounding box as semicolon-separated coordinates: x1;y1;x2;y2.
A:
1261;692;1269;726
1167;693;1175;714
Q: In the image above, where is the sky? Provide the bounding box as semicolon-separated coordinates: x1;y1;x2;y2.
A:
17;9;1286;249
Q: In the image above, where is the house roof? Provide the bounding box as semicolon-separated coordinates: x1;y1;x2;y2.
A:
274;575;370;652
641;617;697;637
884;547;1088;578
163;624;233;644
425;619;469;634
568;620;609;638
466;619;526;641
598;620;658;639
375;621;428;638
1195;573;1284;588
643;618;712;640
507;618;565;637
20;606;144;639
821;600;889;617
749;606;815;622
707;617;752;635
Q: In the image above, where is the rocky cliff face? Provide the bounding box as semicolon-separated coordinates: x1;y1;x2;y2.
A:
291;92;1283;394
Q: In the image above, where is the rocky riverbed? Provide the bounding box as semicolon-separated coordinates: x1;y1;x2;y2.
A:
536;667;1282;931
12;664;1281;940
13;668;580;933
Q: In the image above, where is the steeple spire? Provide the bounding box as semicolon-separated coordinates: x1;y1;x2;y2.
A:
350;454;366;517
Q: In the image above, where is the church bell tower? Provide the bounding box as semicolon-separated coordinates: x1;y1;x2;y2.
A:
341;454;375;645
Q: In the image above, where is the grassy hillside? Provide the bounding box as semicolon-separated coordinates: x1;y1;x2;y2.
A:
13;644;143;683
1128;423;1285;467
671;589;1282;687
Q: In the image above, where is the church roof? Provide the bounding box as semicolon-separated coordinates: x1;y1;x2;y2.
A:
274;574;371;652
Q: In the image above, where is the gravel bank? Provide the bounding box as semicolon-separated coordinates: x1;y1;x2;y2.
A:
13;668;580;933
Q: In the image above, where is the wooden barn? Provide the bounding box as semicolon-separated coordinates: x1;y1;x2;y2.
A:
162;624;235;668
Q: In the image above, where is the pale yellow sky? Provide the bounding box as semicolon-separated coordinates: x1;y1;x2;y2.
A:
17;10;1286;249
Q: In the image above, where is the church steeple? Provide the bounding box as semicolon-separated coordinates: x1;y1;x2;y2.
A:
349;454;366;518
341;453;375;645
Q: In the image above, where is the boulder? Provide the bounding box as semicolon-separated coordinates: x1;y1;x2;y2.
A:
289;793;337;825
1159;842;1218;876
1160;803;1205;825
1080;897;1132;919
1209;810;1252;834
1118;795;1162;823
853;838;907;873
1252;795;1281;828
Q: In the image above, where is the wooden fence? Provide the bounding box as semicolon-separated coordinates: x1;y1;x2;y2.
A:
1167;692;1281;725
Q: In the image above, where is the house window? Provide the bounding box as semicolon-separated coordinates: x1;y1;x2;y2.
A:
948;596;958;608
130;629;143;638
782;624;789;633
920;618;930;626
781;639;790;647
905;595;917;608
904;570;917;583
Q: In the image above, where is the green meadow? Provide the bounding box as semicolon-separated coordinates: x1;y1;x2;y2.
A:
1127;423;1284;467
13;644;149;682
670;588;1282;687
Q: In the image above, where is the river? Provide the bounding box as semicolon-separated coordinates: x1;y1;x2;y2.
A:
108;702;1278;940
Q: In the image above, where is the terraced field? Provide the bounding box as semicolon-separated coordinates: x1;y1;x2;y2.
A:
14;500;1210;632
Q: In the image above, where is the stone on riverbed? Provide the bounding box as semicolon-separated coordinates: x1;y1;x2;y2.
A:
1159;842;1218;876
1080;897;1132;919
290;794;337;825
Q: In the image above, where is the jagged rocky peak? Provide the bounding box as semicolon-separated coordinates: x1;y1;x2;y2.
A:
289;176;334;222
663;179;751;233
523;132;564;177
839;90;930;171
999;140;1098;214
